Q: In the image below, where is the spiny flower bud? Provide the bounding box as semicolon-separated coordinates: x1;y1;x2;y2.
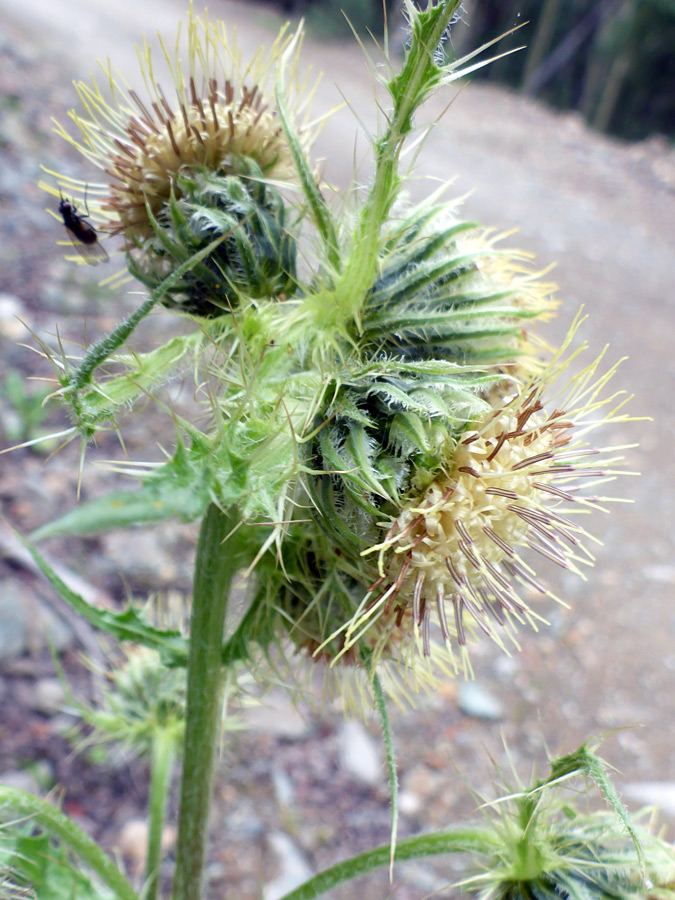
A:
358;202;555;368
461;747;675;900
127;160;297;316
69;646;187;760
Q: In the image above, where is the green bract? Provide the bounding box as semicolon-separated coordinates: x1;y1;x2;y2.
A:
304;359;496;553
359;205;554;365
128;160;298;317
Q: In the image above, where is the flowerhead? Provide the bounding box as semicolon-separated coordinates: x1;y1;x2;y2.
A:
301;314;635;681
358;204;558;371
40;9;319;318
44;10;313;244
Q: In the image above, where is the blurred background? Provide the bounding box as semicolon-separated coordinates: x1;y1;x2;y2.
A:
265;0;675;142
0;1;674;898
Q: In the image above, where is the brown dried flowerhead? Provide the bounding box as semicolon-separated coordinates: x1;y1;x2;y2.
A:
43;10;317;244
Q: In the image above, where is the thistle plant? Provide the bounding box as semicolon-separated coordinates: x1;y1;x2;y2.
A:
1;2;669;899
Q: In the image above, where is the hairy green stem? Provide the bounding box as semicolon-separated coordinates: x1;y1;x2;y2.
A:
371;670;399;879
70;232;226;394
171;503;247;900
334;0;462;323
277;828;499;900
0;787;138;900
145;728;177;900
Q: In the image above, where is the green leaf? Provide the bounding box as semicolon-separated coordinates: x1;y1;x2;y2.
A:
31;481;210;539
6;832;116;900
32;435;213;539
68;331;209;428
387;1;456;130
0;788;138;900
16;534;188;665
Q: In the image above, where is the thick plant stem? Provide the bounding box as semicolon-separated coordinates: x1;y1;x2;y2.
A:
145;728;177;900
171;503;246;900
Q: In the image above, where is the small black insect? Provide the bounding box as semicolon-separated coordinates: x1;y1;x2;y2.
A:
58;194;109;265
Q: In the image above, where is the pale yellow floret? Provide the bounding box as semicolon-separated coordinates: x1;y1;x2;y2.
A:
393;409;559;597
315;313;637;673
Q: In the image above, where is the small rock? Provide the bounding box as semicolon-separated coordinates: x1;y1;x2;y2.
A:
0;589;28;660
0;291;30;339
241;694;312;740
0;586;74;664
116;819;149;874
31;677;66;715
457;682;503;721
224;802;265;840
101;529;192;590
0;768;40;795
116;819;176;876
264;831;313;900
337;719;382;786
493;655;519;679
272;766;295;809
642;564;675;584
399;764;444;817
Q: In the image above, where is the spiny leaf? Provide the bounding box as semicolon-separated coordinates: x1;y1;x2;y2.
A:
32;434;214;539
17;533;188;665
276;30;340;271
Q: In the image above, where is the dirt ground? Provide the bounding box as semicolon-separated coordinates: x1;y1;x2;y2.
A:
1;1;674;898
